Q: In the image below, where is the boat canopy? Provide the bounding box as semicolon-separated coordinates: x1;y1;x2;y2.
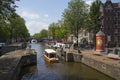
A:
45;49;56;54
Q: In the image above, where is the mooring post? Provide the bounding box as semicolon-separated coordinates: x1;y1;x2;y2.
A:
28;44;31;54
66;52;68;62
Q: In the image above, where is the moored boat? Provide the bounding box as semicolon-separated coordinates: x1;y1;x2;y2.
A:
44;49;59;62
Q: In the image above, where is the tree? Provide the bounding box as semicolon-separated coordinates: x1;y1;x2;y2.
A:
89;0;101;34
83;0;101;48
39;29;48;38
0;0;20;42
33;33;41;39
55;25;68;42
48;19;69;42
48;23;57;40
0;22;10;42
8;14;30;42
0;0;19;22
62;0;88;45
54;20;69;42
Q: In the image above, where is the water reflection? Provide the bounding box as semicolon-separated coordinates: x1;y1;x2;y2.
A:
21;43;115;80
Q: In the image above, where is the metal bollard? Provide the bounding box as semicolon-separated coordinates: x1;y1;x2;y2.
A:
118;48;120;57
112;48;117;54
105;48;109;54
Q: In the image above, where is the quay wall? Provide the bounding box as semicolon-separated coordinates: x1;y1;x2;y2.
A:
56;48;119;80
0;49;37;80
81;56;120;80
56;48;82;62
12;54;37;80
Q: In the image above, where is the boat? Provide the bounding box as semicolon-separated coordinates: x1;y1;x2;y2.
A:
44;49;59;62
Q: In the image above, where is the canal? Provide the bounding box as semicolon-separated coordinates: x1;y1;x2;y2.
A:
21;43;115;80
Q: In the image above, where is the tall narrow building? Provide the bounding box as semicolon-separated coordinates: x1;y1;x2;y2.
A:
100;0;120;46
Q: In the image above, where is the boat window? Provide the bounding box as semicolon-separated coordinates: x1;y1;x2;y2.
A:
50;53;56;58
46;54;48;57
45;51;48;57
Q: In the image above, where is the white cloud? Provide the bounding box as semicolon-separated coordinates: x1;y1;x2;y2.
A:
26;21;49;35
84;0;95;5
44;14;49;18
18;11;50;35
21;11;40;19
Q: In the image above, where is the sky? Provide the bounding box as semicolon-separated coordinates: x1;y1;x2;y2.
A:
16;0;119;35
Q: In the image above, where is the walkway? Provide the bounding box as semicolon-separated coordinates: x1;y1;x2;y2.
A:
81;50;120;67
0;50;25;80
0;43;36;80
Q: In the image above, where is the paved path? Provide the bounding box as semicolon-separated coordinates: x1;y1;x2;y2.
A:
81;50;120;67
0;46;36;80
0;50;24;80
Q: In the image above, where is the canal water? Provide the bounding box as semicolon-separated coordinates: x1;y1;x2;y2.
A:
21;43;115;80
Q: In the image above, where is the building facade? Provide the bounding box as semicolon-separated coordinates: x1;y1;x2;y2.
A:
67;29;94;45
100;0;120;46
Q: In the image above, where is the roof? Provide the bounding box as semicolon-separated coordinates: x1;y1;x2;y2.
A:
45;49;56;54
96;30;105;36
103;1;120;8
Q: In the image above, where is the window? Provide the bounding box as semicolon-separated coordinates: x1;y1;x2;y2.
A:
105;4;112;10
115;21;117;25
50;54;56;58
118;3;120;8
115;29;118;34
107;35;111;42
114;36;118;42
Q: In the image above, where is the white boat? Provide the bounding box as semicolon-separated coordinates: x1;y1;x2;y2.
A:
44;49;59;62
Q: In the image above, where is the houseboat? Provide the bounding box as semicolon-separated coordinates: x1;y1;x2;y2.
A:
44;49;59;62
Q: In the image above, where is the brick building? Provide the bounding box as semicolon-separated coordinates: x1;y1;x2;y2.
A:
100;0;120;46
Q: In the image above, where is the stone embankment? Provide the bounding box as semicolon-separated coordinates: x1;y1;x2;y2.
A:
81;50;120;80
56;48;120;80
0;48;36;80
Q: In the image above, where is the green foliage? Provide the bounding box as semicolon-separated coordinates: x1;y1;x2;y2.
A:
88;0;101;34
0;13;30;42
48;23;58;40
33;29;48;39
40;29;48;38
0;0;19;21
55;25;68;42
62;0;88;37
33;33;41;39
0;22;10;41
47;19;69;42
55;20;69;42
0;0;28;42
8;14;30;39
33;0;101;44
